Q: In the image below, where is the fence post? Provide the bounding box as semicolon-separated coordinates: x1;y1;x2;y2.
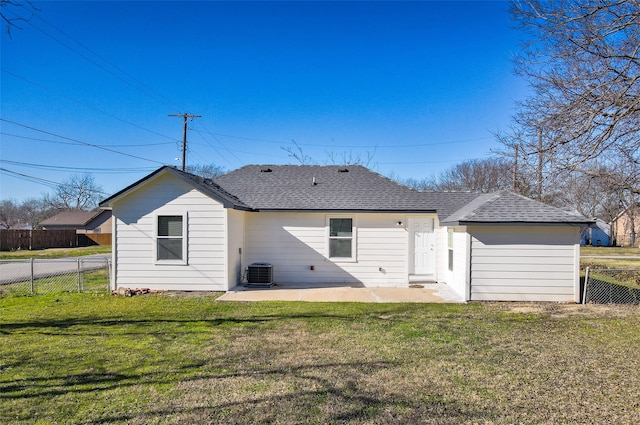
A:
582;267;589;304
30;258;35;294
77;258;82;293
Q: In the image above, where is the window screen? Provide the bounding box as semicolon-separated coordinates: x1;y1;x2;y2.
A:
157;215;183;261
329;218;353;258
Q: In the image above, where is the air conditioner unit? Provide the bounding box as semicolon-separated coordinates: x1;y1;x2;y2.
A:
246;262;273;287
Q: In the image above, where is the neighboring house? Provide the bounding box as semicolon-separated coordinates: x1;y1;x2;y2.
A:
611;204;640;247
99;165;592;302
580;219;611;246
40;210;112;245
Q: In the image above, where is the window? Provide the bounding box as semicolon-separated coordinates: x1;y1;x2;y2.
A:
447;228;454;271
329;217;354;259
157;215;186;262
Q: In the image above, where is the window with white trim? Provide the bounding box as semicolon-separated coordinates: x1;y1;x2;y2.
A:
328;217;354;260
156;214;186;263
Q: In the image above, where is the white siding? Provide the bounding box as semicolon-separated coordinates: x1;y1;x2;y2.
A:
469;225;580;302
434;226;469;300
227;209;245;288
245;212;413;286
112;173;230;291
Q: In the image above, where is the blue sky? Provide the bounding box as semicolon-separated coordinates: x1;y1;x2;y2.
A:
1;0;527;202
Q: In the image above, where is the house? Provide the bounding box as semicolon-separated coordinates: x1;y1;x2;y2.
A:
611;204;640;247
99;165;592;302
580;219;611;246
40;210;112;245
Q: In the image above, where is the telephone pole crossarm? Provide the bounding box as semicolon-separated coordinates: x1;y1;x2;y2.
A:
168;113;201;171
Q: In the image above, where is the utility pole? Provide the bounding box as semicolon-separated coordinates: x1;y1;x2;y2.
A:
168;113;201;171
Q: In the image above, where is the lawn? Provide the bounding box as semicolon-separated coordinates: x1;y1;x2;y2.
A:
0;246;112;260
581;246;640;256
1;295;639;424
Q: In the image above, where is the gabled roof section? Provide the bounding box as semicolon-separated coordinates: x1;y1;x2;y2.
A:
440;190;594;226
99;166;251;210
40;210;105;227
212;164;436;212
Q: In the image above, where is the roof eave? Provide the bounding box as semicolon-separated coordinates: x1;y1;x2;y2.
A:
99;166;251;211
440;220;595;227
254;208;438;213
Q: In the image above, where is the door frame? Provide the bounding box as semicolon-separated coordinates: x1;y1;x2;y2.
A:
408;217;436;278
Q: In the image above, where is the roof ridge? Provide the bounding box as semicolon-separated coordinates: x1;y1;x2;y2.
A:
179;169;251;209
501;190;590;219
449;191;501;222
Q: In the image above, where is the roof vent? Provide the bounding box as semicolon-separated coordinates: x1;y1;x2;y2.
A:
338;168;349;173
260;168;272;173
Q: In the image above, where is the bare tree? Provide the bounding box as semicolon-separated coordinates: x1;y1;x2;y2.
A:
0;197;50;228
43;174;104;211
391;174;439;192
0;199;20;229
282;140;314;165
282;140;377;167
434;158;513;193
505;0;640;202
325;147;377;168
1;0;39;38
186;163;226;179
20;197;52;229
392;158;513;193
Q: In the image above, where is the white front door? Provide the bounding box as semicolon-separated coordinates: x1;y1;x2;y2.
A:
409;218;435;275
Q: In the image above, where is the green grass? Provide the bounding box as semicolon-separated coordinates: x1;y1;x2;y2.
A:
582;257;640;270
1;295;639;424
581;246;640;256
0;246;111;260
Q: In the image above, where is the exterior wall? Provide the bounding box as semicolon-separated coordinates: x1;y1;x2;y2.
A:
111;173;229;291
468;225;581;302
227;209;245;288
244;212;417;286
435;226;470;300
612;207;640;247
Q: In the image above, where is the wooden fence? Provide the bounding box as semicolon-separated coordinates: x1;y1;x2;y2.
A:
85;233;112;246
0;229;78;251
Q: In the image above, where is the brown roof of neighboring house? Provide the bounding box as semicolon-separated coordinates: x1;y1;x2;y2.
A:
40;210;107;227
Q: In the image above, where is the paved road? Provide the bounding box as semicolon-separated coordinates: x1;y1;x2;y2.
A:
0;254;110;285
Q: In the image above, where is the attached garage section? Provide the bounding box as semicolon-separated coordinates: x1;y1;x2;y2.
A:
468;225;581;302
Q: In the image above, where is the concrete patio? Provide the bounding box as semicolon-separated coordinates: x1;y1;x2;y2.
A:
217;282;465;303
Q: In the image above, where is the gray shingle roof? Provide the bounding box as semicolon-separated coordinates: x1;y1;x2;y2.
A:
212;165;436;212
440;190;593;225
101;165;593;225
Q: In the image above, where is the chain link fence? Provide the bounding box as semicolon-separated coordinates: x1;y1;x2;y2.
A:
0;257;111;296
583;267;640;305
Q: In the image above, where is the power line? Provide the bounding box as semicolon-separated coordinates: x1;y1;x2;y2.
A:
194;129;494;149
192;122;243;164
0;118;166;165
0;159;156;174
0;167;111;195
32;11;181;110
1;67;179;142
3;7;177;110
0;168;64;190
1;132;174;148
